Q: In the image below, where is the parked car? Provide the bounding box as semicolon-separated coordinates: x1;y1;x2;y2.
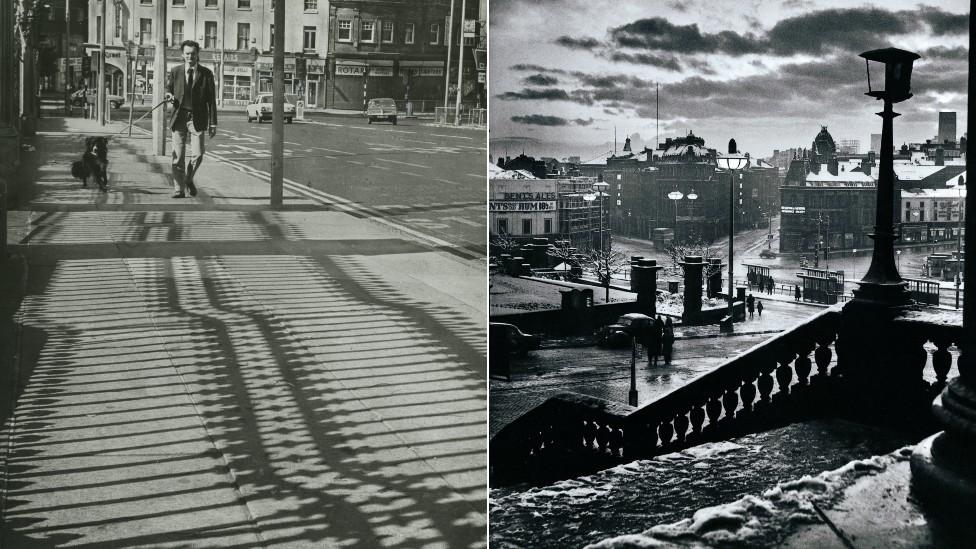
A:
597;313;654;348
71;89;124;109
246;93;296;123
759;249;777;259
490;322;542;356
366;97;397;125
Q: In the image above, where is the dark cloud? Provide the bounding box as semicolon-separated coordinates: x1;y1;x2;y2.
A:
608;17;766;54
511;63;556;72
608;52;683;71
523;74;559;86
922;46;969;60
511;115;570;126
573;118;596;126
666;0;692;12
781;0;814;8
921;9;969;34
497;88;595;105
554;36;602;50
765;7;917;55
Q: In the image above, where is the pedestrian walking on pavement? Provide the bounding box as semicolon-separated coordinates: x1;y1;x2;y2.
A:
662;318;675;365
164;40;217;199
649;315;664;366
758;278;765;293
746;293;755;319
768;276;775;294
757;300;764;317
795;284;801;301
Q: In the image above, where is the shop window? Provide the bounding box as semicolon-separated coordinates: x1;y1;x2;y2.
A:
403;23;414;44
171;20;184;46
237;23;250;50
522;219;532;235
303;26;317;52
544;219;553;234
381;21;394;43
223;75;251;102
429;23;440;45
205;21;217;49
338;20;351;42
360;21;375;43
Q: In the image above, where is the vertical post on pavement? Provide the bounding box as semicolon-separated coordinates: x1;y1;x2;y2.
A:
453;0;467;126
270;0;284;208
98;0;106;126
63;0;71;115
442;0;455;112
152;0;166;156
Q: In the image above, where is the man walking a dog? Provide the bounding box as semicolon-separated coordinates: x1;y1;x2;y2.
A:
164;40;217;198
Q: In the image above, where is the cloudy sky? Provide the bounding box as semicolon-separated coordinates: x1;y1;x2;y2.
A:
489;0;969;160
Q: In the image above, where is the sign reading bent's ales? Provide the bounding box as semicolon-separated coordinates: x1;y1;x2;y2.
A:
488;201;557;212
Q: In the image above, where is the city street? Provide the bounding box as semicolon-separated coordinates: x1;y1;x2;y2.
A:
490;298;823;437
120;108;486;260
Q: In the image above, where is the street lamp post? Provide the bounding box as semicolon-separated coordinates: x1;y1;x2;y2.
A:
668;188;683;242
716;139;748;331
853;47;919;304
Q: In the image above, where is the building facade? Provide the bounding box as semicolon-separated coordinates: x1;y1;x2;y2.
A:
938;111;957;144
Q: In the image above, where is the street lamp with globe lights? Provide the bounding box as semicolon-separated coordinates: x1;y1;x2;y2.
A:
716;139;748;330
667;188;683;241
583;181;611;251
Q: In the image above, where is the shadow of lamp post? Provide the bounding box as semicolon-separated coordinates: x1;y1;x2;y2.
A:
716;139;748;332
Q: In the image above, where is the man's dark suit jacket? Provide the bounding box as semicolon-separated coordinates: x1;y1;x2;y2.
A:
166;63;217;131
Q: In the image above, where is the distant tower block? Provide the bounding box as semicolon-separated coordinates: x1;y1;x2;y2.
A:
871;133;882;153
839;139;860;155
938;112;957;144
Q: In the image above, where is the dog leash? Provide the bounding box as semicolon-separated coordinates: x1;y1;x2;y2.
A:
114;98;172;135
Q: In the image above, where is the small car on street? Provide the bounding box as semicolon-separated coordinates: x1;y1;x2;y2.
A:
490;322;542;356
597;313;654;348
71;89;124;109
246;93;296;123
366;97;398;125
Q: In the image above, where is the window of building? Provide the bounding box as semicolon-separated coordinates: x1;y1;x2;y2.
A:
171;20;184;46
381;21;394;43
205;21;217;49
269;25;274;50
360;21;375;43
97;16;102;42
403;23;414;44
429;23;440;45
303;26;316;52
223;75;252;102
115;8;122;38
140;0;152;5
498;219;509;234
238;0;251;9
304;0;317;10
173;0;185;6
544;219;553;234
237;23;250;50
139;18;151;45
522;219;532;235
205;0;217;6
337;20;352;42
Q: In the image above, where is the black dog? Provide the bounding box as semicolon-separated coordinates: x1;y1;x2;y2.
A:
71;136;109;191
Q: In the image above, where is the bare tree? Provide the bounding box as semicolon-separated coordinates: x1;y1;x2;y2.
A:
489;232;520;258
586;248;630;302
663;233;721;283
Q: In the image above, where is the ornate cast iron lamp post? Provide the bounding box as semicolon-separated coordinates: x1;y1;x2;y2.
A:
853;47;919;305
716;140;747;331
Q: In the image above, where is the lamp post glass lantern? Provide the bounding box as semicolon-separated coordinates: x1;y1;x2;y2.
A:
716;139;748;328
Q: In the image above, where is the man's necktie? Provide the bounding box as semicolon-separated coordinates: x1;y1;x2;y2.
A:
187;68;194;90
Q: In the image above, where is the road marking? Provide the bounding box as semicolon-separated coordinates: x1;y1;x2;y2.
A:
444;216;483;227
434;178;461;186
370;165;392;171
242;133;263;139
464;173;484;179
346;160;365;165
308;145;356;156
399;171;425;178
388;129;418;135
431;133;473;140
376;158;430;169
400;138;438;145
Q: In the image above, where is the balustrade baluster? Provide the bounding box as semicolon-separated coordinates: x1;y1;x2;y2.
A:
674;413;689;444
739;380;757;415
775;349;795;402
609;426;624;458
598;423;612;454
757;361;776;410
658;421;674;448
705;396;722;432
690;405;706;436
583;420;597;450
931;337;954;393
814;332;835;379
794;341;813;387
722;387;739;427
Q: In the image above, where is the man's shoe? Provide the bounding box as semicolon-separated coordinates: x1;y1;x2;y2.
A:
171;191;185;198
186;181;197;197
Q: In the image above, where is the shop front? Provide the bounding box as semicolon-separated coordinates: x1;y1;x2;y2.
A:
331;60;366;110
398;60;444;113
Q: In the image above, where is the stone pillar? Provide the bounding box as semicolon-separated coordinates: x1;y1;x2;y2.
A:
632;259;663;316
707;257;724;298
910;31;976;519
629;256;644;291
679;256;705;324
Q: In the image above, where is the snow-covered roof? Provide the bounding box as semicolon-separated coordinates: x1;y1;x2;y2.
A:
901;187;967;199
489;166;538;179
662;144;710;158
892;163;948;181
805;165;875;185
747;158;776;169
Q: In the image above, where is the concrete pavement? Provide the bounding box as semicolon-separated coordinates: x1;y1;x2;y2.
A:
1;116;487;547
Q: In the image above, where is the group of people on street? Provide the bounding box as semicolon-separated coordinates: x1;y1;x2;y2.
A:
746;293;765;320
747;272;776;294
644;315;675;367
